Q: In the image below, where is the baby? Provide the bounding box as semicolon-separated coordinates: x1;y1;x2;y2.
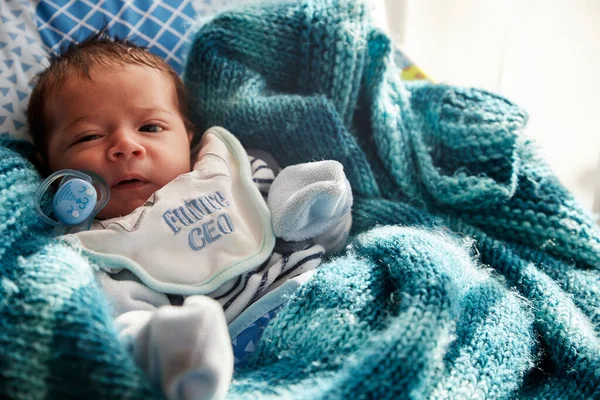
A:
27;33;352;400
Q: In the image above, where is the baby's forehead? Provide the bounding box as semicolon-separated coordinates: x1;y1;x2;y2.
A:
46;63;179;105
55;61;172;85
45;65;179;125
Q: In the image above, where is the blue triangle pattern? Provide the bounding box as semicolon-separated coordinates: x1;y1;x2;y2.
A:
16;22;26;32
244;340;256;352
4;60;14;68
8;32;18;41
11;10;23;18
7;75;17;84
0;42;6;49
26;36;38;45
34;54;45;63
11;47;22;56
0;116;6;125
0;88;9;96
17;91;28;101
183;3;195;17
13;120;25;130
1;16;9;24
231;306;281;366
21;63;32;72
3;103;14;113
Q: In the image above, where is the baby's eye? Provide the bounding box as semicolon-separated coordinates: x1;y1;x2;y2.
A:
139;124;163;133
75;134;102;144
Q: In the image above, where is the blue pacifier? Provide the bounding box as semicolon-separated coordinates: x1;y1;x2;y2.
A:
36;169;110;231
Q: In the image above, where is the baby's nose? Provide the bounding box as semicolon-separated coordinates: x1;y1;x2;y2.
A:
108;133;146;160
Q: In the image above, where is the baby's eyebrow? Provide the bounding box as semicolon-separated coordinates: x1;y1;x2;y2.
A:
136;107;176;116
59;116;92;136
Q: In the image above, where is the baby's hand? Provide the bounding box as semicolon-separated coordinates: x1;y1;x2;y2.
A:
115;296;233;400
267;160;352;242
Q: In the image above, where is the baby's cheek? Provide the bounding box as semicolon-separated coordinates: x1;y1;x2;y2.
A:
64;156;105;177
159;160;192;186
51;151;92;171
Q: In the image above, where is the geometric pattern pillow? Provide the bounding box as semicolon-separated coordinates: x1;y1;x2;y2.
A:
34;0;254;75
0;0;47;142
35;0;197;74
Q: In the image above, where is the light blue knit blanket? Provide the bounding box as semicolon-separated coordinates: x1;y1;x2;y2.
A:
1;0;599;398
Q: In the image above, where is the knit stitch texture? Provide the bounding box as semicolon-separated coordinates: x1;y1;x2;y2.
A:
1;0;599;398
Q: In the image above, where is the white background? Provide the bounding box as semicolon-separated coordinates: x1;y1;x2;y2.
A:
381;0;600;217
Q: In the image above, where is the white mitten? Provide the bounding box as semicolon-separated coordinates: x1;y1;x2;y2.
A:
267;160;352;242
115;297;233;400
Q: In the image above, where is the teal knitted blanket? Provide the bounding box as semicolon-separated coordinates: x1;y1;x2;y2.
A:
1;0;599;398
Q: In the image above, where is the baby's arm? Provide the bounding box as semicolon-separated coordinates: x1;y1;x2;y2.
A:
247;150;278;199
246;150;352;253
97;271;233;400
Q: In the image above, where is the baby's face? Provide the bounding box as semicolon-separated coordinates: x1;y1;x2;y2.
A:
45;64;192;219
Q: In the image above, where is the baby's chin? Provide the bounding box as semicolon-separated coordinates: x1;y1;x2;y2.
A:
95;199;147;220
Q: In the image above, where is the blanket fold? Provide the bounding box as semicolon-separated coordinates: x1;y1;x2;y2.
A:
0;0;599;398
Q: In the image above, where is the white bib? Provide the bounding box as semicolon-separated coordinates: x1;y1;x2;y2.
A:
68;127;276;295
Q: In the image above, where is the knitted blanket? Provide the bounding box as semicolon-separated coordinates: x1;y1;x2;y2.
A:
1;0;599;398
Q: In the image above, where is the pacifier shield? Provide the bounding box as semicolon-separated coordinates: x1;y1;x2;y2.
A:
52;178;97;226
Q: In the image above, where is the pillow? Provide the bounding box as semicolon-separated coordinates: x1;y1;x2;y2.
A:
0;0;47;142
35;0;197;74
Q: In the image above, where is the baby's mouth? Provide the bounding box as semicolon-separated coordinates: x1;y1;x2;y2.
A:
115;179;144;188
112;175;148;189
